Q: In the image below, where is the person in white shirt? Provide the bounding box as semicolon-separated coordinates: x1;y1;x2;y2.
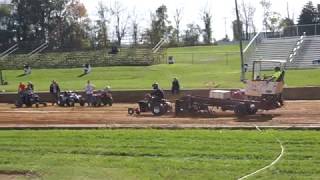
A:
84;63;92;74
85;80;95;106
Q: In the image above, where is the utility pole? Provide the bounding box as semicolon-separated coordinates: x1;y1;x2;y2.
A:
235;0;245;82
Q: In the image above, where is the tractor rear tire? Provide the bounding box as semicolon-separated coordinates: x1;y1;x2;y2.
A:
151;103;166;116
234;104;248;118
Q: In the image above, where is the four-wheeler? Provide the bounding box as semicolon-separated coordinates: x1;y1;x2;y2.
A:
15;91;47;108
57;91;85;107
175;60;286;118
128;94;172;116
91;90;113;107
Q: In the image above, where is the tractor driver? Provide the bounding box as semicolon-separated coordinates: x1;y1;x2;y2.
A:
268;67;283;82
151;83;165;100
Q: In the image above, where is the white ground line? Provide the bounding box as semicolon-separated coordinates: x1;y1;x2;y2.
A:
238;125;285;180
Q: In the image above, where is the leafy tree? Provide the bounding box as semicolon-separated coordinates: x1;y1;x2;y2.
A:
173;8;183;44
232;20;243;41
298;1;318;25
110;1;130;46
183;23;201;46
63;0;91;49
279;17;295;36
260;0;272;32
240;0;256;40
11;0;52;44
0;3;15;48
131;9;139;46
48;0;70;49
298;1;319;35
201;9;212;44
95;1;109;48
260;0;281;34
146;5;170;45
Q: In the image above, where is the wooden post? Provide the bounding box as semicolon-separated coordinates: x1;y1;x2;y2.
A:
0;70;3;85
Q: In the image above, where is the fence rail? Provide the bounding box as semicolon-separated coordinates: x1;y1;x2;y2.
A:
265;24;320;38
165;52;239;64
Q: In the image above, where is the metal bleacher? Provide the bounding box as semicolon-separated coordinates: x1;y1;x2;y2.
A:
244;32;320;70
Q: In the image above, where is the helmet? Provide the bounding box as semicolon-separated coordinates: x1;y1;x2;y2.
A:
152;83;159;89
274;67;281;71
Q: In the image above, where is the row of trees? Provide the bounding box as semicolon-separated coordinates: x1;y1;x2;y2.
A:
1;0;320;51
0;0;214;51
233;0;320;40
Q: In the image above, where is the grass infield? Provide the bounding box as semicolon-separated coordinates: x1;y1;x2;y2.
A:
0;130;319;179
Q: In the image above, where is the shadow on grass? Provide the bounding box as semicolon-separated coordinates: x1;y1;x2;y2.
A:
16;74;27;78
77;73;88;78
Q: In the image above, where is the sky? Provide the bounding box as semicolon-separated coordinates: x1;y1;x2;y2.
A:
80;0;320;41
1;0;317;40
80;0;319;40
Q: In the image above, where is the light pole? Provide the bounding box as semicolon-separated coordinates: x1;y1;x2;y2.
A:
235;0;245;82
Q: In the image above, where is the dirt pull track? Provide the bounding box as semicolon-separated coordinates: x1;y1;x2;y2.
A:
0;101;320;129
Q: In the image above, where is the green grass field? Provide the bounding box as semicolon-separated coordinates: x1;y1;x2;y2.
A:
0;129;319;179
1;45;319;92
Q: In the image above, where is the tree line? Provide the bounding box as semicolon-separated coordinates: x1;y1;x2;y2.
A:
233;0;320;41
0;0;320;51
0;0;214;51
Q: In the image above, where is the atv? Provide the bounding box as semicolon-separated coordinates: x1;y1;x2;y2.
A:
57;91;85;107
91;91;113;107
15;91;47;108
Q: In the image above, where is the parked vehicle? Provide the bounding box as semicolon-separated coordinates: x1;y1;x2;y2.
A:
57;91;85;107
91;90;113;107
15;91;47;108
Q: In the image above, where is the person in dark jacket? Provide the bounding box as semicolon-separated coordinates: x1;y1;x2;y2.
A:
50;80;61;105
171;78;180;94
151;83;165;100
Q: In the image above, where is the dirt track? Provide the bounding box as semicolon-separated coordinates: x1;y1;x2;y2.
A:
0;101;320;129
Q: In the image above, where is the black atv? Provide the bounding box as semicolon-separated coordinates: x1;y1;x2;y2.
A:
57;91;85;107
15;91;47;108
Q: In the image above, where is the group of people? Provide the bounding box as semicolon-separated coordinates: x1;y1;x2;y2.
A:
17;81;35;103
17;77;181;106
18;81;34;94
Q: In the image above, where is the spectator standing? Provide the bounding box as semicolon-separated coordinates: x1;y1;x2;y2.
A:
171;78;180;95
85;80;95;106
50;80;61;105
27;81;34;92
18;82;26;94
84;63;92;74
24;64;32;75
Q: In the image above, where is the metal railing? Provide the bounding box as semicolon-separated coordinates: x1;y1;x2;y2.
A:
287;33;306;63
243;31;265;64
266;24;320;38
165;52;239;64
27;42;48;57
0;44;18;60
152;38;166;53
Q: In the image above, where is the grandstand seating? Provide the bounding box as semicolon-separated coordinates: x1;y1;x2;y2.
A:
0;47;162;70
245;35;320;70
246;37;299;70
294;36;320;68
